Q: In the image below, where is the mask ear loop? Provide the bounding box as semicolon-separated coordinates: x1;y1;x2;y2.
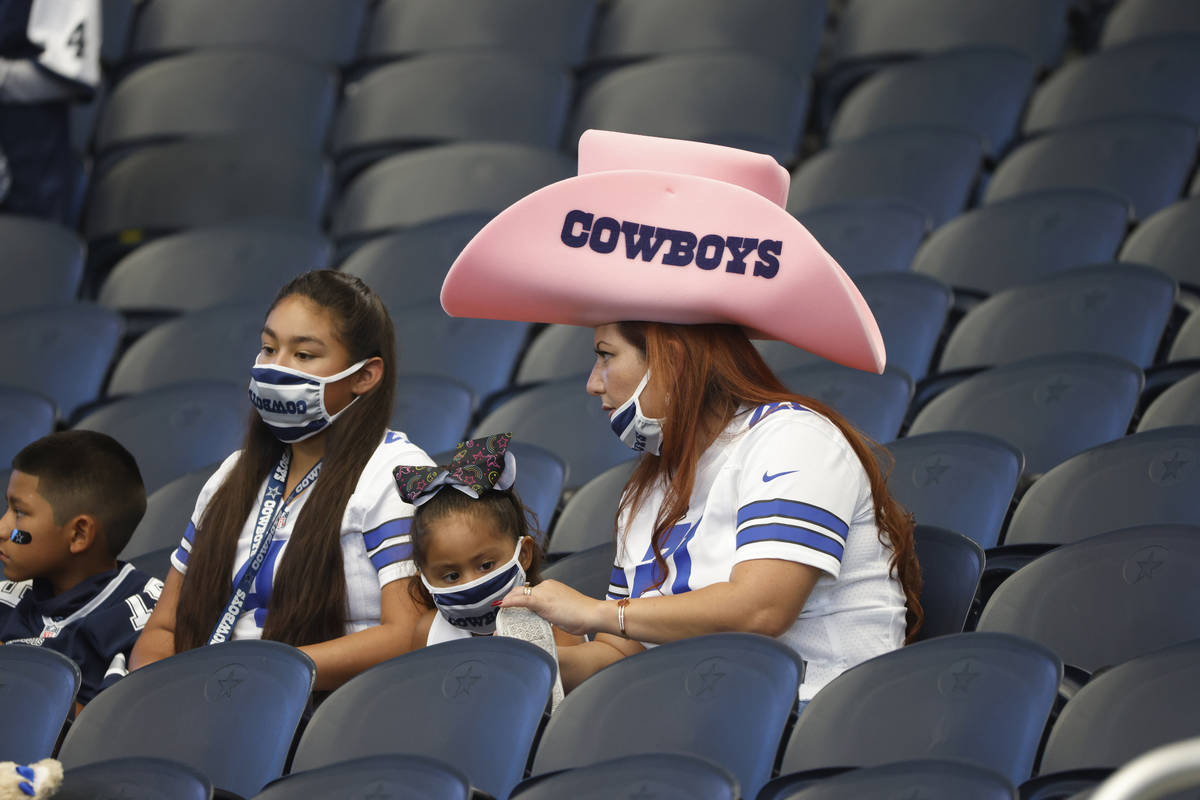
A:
320;358;370;424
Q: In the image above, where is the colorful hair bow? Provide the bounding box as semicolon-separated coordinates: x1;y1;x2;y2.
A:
394;432;517;507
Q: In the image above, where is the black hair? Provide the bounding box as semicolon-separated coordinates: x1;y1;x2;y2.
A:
12;430;147;558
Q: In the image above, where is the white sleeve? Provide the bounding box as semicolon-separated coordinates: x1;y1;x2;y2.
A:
26;0;100;90
358;433;436;588
730;411;868;579
170;452;242;575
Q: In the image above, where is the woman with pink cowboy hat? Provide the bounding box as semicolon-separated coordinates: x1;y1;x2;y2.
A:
442;130;921;700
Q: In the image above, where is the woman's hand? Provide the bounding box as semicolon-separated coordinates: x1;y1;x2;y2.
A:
496;579;607;637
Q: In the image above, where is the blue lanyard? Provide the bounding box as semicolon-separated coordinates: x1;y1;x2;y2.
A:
207;449;321;645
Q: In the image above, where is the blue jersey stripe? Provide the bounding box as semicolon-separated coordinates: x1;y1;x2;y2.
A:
368;542;413;571
736;522;845;561
737;499;849;538
608;567;628;588
182;521;196;544
363;518;412;551
173;544;189;568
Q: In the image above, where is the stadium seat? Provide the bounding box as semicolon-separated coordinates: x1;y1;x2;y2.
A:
976;525;1200;672
762;759;1015;800
547;459;635;556
94;51;337;160
1101;0;1200;48
983;116;1198;223
57;757;212;800
339;216;489;314
777;364;913;443
0;304;122;420
128;0;369;66
333;54;571;179
1120;196;1200;297
252;755;469;800
0;215;84;313
1168;312;1200;361
58;640;315;799
937;264;1177;371
331;143;572;243
473;376;636;489
911;189;1130;297
361;0;597;68
122;463;219;562
832;0;1069;70
393;303;531;402
514;324;596;385
530;633;804;800
788;128;983;227
512;753;738;800
542;541;617;599
907;354;1143;478
73;382;247;493
830;47;1035;160
0;645;80;764
392;376;475;457
794;202;929;277
0;387;55;471
755;272;953;381
775;632;1060;785
98;224;330;316
589;0;827;77
911;526;985;641
126;546;175;582
567;53;810;164
292;637;555;800
1138;374;1200;431
1023;36;1200;136
1003;426;1200;547
886;432;1023;550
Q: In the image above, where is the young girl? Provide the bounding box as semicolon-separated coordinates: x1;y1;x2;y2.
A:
130;270;436;690
394;433;580;650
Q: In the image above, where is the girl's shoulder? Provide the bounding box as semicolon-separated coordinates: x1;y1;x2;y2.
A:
352;430;437;499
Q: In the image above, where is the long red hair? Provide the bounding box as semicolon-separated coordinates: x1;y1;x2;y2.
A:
616;322;922;641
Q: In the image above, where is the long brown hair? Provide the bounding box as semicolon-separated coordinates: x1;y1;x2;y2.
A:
174;271;397;651
615;322;923;641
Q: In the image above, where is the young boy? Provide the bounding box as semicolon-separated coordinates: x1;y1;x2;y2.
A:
0;430;161;705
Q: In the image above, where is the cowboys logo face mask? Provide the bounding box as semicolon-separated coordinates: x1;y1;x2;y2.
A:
248;359;367;443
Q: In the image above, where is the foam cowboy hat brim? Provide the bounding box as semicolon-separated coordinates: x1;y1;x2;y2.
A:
441;130;886;373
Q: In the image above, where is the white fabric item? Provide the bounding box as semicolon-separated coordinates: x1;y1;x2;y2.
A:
606;403;906;700
426;608;472;646
171;431;434;640
26;0;100;88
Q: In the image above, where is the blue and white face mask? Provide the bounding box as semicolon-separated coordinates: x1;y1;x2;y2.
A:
609;370;664;456
420;538;527;634
248;359;368;443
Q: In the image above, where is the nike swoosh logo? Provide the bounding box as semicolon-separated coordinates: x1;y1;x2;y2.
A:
762;470;799;482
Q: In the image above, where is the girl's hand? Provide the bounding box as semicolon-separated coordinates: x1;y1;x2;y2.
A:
496;579;607;637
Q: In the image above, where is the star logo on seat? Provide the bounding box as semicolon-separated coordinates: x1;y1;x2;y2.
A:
922;457;950;485
265;485;282;500
1159;452;1189;481
1042;378;1071;403
950;662;979;694
1134;551;1164;583
693;662;725;699
452;665;481;697
217;672;243;699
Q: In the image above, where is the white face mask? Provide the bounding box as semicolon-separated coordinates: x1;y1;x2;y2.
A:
609;370;664;456
420;538;527;634
248;359;368;443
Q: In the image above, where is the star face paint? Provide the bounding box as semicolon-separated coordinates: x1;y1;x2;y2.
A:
9;529;31;544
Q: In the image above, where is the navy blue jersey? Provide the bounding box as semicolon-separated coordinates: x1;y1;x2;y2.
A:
0;563;162;704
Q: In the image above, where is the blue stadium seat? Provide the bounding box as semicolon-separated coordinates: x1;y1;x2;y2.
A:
57;757;212;800
775;632;1060;786
98;224;330;316
830;47;1035;160
937;264;1177;371
530;633;804;800
542;541;616;599
0;387;55;471
291;637;555;800
58;640;315;799
795;202;929;277
1138;374;1200;431
777;363;913;443
73;382;247;493
252;755;469;800
568;53;810;164
976;525;1200;672
94;51;337;161
911;526;985;641
547;459;635;556
983;116;1197;223
331;143;572;243
1120;196;1200;297
1101;0;1200;48
886;432;1024;550
0;645;80;764
911;189;1130;297
128;0;369;66
121;462;220;562
0;304;122;420
514;324;596;385
392;375;474;457
907;354;1143;478
512;753;738;800
788;128;983;227
361;0;597;68
126;546;175;582
589;0;828;77
0;215;84;313
332;53;572;179
763;759;1015;800
1023;36;1200;136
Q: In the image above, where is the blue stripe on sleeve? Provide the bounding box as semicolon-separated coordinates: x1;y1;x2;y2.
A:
369;542;414;571
173;544;189;568
736;522;845;561
183;521;196;544
363;518;411;551
737;499;849;538
608;567;628;588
